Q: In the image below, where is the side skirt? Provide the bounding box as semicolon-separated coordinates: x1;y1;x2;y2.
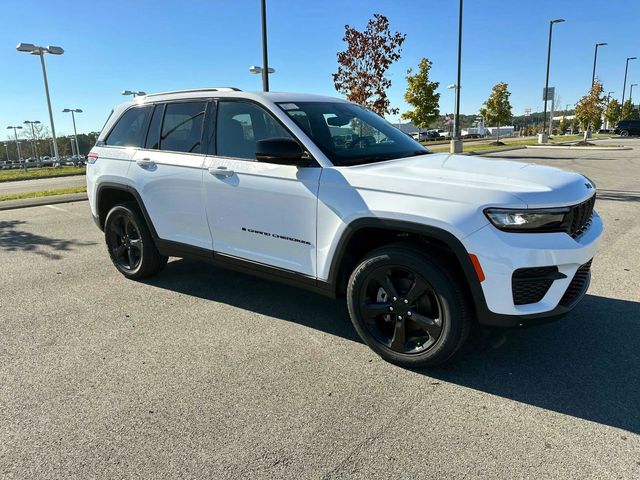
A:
155;239;336;298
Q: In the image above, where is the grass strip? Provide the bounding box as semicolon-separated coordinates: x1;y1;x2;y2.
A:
0;166;86;182
0;186;87;202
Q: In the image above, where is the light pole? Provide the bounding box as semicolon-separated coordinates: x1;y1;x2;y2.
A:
23;120;41;160
447;84;458;137
450;0;463;153
260;0;270;92
3;142;9;162
62;109;82;159
249;65;275;81
16;43;64;166
121;90;146;98
7;126;24;168
541;18;565;142
621;57;637;106
592;42;607;87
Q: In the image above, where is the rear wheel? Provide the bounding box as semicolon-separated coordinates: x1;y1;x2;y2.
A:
347;244;472;368
104;203;167;279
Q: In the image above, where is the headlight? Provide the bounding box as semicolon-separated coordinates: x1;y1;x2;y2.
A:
484;207;570;232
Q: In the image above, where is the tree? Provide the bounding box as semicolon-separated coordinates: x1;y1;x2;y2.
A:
558;116;568;134
479;82;513;143
575;81;604;137
605;99;622;127
401;58;440;131
333;14;406;115
620;99;640;120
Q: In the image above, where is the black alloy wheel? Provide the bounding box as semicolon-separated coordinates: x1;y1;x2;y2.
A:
106;211;143;271
358;266;443;354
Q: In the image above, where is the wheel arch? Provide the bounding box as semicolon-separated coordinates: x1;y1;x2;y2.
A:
95;182;158;238
326;218;488;318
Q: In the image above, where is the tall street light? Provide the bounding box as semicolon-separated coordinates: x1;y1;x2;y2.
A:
7;126;24;168
630;84;638;104
592;42;607;86
23;120;41;160
621;56;637;105
122;90;146;98
16;43;64;166
450;0;463;153
541;18;565;142
260;0;270;92
62;109;82;159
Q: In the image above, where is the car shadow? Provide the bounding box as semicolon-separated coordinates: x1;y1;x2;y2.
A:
145;259;640;434
596;189;640;203
0;220;96;260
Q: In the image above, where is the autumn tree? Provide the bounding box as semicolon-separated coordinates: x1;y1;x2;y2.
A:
333;14;406;115
479;82;513;143
620;99;640;120
575;81;604;138
604;99;622;127
401;57;440;132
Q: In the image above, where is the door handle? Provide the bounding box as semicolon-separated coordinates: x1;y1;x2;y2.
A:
208;166;234;177
136;158;155;168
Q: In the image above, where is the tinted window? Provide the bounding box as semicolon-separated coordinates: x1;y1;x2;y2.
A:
160;102;206;153
105;106;152;147
278;102;428;166
216;101;293;160
145;104;164;149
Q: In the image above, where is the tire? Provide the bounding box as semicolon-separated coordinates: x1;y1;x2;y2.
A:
620;130;629;137
104;203;167;279
347;243;472;368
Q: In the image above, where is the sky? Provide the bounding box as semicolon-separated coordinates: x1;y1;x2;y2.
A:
1;0;639;136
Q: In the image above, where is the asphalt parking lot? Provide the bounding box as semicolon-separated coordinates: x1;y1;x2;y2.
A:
1;139;639;479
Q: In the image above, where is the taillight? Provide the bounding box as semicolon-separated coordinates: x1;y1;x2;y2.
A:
87;153;99;164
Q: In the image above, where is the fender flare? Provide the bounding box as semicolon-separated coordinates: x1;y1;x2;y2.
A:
95;182;158;238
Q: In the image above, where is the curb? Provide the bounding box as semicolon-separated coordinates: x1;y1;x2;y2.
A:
525;145;631;151
0;172;86;184
0;192;88;211
466;145;527;155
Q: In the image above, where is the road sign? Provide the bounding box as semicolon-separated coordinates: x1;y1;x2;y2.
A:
543;87;555;101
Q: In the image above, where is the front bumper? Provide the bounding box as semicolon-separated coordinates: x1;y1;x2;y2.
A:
463;211;603;327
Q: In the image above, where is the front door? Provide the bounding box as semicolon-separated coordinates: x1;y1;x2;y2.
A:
203;100;320;277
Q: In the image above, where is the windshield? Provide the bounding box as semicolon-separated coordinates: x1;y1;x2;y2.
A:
277;101;429;166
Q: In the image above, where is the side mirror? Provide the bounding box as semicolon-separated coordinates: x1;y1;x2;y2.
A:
255;138;310;165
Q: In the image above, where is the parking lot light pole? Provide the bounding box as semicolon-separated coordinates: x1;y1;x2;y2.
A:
450;0;463;154
592;43;607;87
23;120;41;160
7;126;24;168
16;43;64;167
260;0;270;92
62;109;82;160
621;57;637;106
541;19;565;143
3;142;10;161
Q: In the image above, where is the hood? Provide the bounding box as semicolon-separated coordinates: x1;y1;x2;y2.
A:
337;153;595;208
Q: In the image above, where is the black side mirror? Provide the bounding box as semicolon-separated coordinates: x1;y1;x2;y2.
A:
255;138;311;166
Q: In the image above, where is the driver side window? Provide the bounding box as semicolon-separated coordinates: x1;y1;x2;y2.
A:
215;101;293;160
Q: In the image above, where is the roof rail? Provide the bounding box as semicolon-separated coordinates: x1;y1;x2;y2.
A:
143;87;242;98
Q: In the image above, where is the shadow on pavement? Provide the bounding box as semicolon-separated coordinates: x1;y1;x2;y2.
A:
0;219;96;260
596;189;640;203
147;259;640;434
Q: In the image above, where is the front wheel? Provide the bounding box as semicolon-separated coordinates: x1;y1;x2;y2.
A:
104;203;167;279
620;130;630;137
347;244;472;368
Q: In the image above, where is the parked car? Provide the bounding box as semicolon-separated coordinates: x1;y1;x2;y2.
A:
614;119;640;136
87;88;602;368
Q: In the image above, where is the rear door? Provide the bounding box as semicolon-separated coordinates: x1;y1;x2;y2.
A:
130;100;212;250
203;100;321;277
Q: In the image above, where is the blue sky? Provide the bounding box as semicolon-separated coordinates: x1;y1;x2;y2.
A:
1;0;639;136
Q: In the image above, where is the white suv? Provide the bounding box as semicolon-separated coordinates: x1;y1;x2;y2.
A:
87;88;602;367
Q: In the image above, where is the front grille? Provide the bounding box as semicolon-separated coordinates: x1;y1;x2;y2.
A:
568;195;596;238
559;259;593;307
512;266;561;305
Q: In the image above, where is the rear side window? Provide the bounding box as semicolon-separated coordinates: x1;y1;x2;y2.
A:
105;106;152;147
159;102;206;153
